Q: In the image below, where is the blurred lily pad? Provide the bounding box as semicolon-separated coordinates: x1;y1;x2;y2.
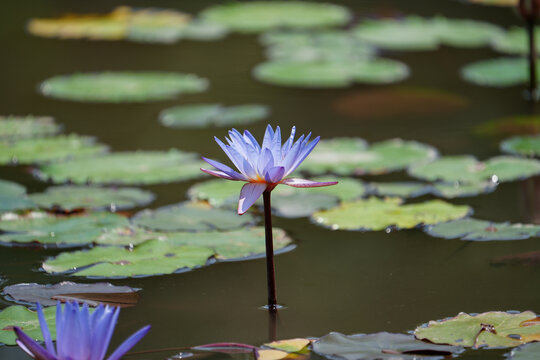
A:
272;192;339;218
0;180;36;213
501;135;540;157
0;180;26;197
431;181;497;198
414;311;540;348
425;218;540;241
187;179;241;208
313;332;462;360
159;104;269;129
40;72;208;103
0;305;56;345
408;155;540;183
476;116;540;136
0;134;107;165
301;138;437;175
462;58;540;87
311;197;471;231
492;27;540;55
201;1;352;33
508;342;540;360
132;202;256;232
369;182;430;198
0;116;61;140
0;211;129;247
370;181;497;199
433;17;503;48
36;150;205;185
29;185;155;211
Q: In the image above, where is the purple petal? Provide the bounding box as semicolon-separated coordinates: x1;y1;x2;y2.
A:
238;183;266;214
264;166;285;183
281;126;296;157
214;137;244;171
36;304;56;357
90;306;116;360
201;168;243;181
282;178;338;188
261;125;274;151
106;325;151;360
286;136;320;175
202;157;247;180
270;126;282;161
257;149;274;176
14;327;56;360
243;130;261;151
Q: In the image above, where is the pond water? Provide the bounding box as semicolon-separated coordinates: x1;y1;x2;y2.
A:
1;0;539;359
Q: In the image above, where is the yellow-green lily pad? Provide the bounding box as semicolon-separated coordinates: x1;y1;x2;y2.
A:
0;116;61;140
462;58;540;87
0;305;56;345
501;135;540;157
491;27;540;55
507;342;540;359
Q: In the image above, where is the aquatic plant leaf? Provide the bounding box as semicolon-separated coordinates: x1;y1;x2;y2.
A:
414;311;540;348
508;342;540;360
187;180;242;208
430;181;497;198
462;58;540;87
159;104;269;128
425;218;540;241
0;211;129;247
36;150;205;185
0;180;36;213
370;180;497;199
272;192;339;218
313;332;462;360
0;135;107;165
124;8;192;43
0;180;26;197
432;17;503;48
131;202;256;232
181;20;228;41
40;72;208;102
201;1;352;33
29;185;155;211
311;197;471;231
491;27;540;55
369;182;430;198
501;135;540;157
264;338;311;353
301;138;437;175
476;116;540;136
3;282;139;307
0;305;56;345
0;116;61;140
408;155;540;183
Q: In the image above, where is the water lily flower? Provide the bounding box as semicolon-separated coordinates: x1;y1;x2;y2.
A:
201;125;338;214
14;301;150;360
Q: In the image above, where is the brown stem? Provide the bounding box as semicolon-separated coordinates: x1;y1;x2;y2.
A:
263;190;278;312
527;18;537;98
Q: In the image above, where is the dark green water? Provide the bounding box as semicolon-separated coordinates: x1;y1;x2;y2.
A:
1;1;539;359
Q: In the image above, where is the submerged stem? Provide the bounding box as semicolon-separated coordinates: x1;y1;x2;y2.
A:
263;190;278;312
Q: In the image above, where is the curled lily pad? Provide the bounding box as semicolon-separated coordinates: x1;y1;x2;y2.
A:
40;72;208;103
0;116;61;139
131;202;257;232
508;342;540;359
313;332;462;360
159;104;269;129
414;311;540;348
0;134;107;165
408;155;540;183
311;197;471;231
36;150;205;185
28;185;154;211
501;135;540;157
201;1;352;33
491;27;540;55
425;218;540;241
0;211;129;247
462;58;540;87
0;305;56;345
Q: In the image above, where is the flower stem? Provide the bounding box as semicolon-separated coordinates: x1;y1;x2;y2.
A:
263;190;278;312
527;17;537;98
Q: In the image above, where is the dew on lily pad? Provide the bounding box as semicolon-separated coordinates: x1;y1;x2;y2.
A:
414;311;540;348
36;150;205;185
0;305;57;345
501;135;540;157
462;58;540;87
40;72;209;103
0;116;61;140
311;197;471;231
159;104;269;129
507;342;540;360
491;27;540;55
0;134;108;165
200;1;352;33
424;218;540;241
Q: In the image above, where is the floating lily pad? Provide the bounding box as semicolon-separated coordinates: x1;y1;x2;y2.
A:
0;180;36;213
491;27;540;55
264;338;311;353
0;180;26;197
29;185;155;211
431;181;497;198
272;192;339;218
159;104;269;129
0;211;129;247
414;311;540;348
313;332;462;360
508;342;540;360
132;202;256;232
425;218;540;241
476;116;540;136
0;134;107;165
501;135;540;157
36;150;205;185
311;197;471;231
201;1;352;33
3;282;139;307
370;181;497;199
369;182;430;198
408;155;540;183
462;58;540;87
0;116;61;140
0;305;56;345
187;179;242;208
432;17;503;48
40;72;208;103
180;20;228;41
301;138;437;175
124;8;193;43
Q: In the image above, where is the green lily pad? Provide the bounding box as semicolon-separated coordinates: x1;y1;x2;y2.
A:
201;1;352;33
408;155;540;183
253;59;409;88
424;218;540;241
370;181;497;199
508;342;540;360
0;180;26;197
181;20;228;41
0;116;61;140
476;116;540;136
272;192;339;218
0;180;36;213
431;181;497;198
131;202;256;232
301;138;437;175
432;17;503;48
501;135;540;157
0;135;107;165
311;197;471;231
36;150;205;185
313;332;462;360
28;185;155;211
462;58;540;87
40;72;208;102
187;180;242;208
124;8;193;43
159;104;269;129
369;182;430;198
414;311;540;348
0;305;56;345
491;27;540;55
0;211;129;247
